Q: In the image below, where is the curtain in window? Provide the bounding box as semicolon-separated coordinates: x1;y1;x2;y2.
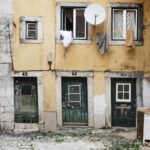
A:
126;10;136;39
113;10;123;39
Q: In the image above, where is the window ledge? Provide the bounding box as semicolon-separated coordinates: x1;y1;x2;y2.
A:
20;39;43;44
109;40;143;46
56;39;93;45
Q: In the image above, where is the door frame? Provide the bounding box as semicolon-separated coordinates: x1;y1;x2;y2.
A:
12;71;44;130
105;72;143;127
56;71;94;127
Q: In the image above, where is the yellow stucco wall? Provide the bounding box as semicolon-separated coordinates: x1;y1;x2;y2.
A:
55;0;150;72
13;0;57;111
13;0;55;71
13;0;150;112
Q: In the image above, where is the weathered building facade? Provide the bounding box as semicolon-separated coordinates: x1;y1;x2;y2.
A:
0;0;150;132
0;0;14;130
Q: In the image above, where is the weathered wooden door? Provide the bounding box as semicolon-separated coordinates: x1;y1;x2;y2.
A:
111;78;136;127
62;77;88;125
14;77;38;123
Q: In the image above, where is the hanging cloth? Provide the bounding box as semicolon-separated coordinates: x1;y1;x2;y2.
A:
96;32;108;54
126;30;135;48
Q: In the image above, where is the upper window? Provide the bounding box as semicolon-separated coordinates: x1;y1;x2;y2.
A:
20;16;43;43
108;4;143;45
61;7;87;40
26;21;38;40
112;9;137;40
56;2;92;44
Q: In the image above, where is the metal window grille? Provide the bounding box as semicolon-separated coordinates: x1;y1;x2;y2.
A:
67;84;81;106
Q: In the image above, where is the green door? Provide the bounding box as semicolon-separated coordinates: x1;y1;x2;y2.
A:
62;77;88;126
111;78;136;127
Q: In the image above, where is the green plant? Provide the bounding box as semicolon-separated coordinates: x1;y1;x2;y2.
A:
110;141;142;150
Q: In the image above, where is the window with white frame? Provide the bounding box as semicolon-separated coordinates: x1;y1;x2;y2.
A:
61;7;87;40
67;84;81;106
116;83;131;102
112;9;137;40
109;4;143;44
20;16;43;43
26;21;37;39
56;2;92;44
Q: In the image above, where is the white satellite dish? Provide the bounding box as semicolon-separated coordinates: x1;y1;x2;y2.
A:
84;4;106;25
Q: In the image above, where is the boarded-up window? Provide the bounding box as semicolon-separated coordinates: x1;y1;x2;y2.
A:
14;77;38;123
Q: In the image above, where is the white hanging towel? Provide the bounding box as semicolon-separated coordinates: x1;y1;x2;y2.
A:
60;30;73;48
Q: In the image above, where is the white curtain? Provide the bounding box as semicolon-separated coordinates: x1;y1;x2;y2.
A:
113;10;123;39
113;9;136;39
126;10;136;39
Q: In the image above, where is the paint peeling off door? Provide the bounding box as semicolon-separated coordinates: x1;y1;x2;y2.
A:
62;77;88;126
111;78;136;127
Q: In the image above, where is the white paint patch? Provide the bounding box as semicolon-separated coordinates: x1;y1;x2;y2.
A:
143;113;150;143
94;95;105;114
143;79;150;107
94;95;106;128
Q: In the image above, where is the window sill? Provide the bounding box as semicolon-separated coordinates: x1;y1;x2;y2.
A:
56;39;93;45
20;39;43;44
108;40;143;46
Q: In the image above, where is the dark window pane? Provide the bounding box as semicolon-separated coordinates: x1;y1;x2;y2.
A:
76;9;85;38
28;31;37;38
118;85;123;91
124;93;129;99
22;84;31;95
69;86;80;93
26;21;37;39
124;85;129;91
62;8;73;31
28;23;37;30
118;92;123;99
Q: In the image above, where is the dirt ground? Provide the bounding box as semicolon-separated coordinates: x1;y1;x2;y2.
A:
0;127;149;150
